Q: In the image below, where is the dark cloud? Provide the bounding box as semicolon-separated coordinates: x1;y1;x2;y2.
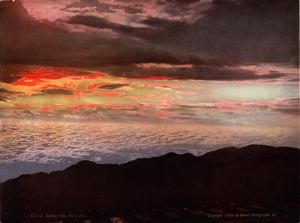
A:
156;0;200;5
68;15;179;43
0;64;33;83
68;15;150;36
276;108;300;115
0;88;11;93
0;88;10;101
274;98;300;115
67;0;298;65
288;78;300;82
98;84;129;90
40;89;74;95
185;0;299;64
0;0;298;81
0;2;181;71
68;15;190;45
174;104;218;110
99;64;285;80
149;0;298;64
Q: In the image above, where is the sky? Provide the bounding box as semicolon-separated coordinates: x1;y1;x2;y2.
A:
0;0;299;180
0;0;298;120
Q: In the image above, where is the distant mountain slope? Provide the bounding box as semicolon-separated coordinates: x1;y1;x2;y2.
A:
1;145;299;222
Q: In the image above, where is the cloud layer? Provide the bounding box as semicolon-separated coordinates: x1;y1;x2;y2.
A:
0;118;298;167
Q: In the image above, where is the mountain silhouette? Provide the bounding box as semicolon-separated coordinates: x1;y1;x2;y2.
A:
1;145;299;222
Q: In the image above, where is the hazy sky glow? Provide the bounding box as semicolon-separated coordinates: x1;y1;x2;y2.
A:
0;65;298;125
0;0;299;180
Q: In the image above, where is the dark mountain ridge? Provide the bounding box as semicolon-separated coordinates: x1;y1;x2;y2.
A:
1;144;299;222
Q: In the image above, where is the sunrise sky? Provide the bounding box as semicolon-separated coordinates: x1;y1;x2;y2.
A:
0;0;299;180
0;0;299;121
